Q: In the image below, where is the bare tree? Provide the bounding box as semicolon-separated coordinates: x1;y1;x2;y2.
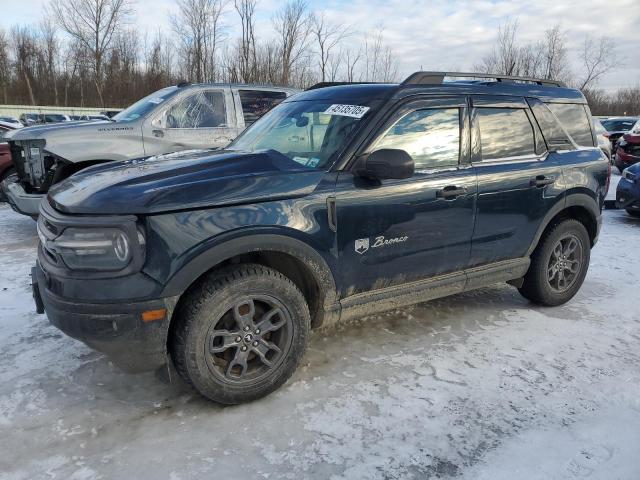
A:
578;35;615;90
362;28;398;82
539;24;569;81
343;47;361;82
273;0;310;85
50;0;133;107
11;26;39;105
0;29;10;104
234;0;257;83
39;19;60;106
311;12;348;82
171;0;227;83
477;19;520;75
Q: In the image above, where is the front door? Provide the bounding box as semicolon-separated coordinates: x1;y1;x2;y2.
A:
142;89;238;156
334;97;478;297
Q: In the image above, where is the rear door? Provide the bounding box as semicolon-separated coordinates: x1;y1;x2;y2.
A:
334;96;478;296
142;88;237;156
469;96;565;266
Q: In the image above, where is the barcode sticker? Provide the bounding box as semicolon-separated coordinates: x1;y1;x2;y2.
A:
324;104;370;118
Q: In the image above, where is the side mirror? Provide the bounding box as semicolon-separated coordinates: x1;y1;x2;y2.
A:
356;149;414;180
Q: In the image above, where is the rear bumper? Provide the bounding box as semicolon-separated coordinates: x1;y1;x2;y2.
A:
1;178;43;216
32;263;178;373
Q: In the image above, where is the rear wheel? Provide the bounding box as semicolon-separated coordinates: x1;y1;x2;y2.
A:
170;264;310;404
626;209;640;218
519;219;590;306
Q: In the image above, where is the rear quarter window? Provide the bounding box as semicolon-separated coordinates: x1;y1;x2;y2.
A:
239;90;288;126
546;103;594;147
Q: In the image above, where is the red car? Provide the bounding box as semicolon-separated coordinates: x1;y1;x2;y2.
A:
1;124;17;201
616;132;640;173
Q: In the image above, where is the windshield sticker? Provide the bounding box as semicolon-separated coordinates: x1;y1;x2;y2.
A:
148;97;165;104
324;104;370;118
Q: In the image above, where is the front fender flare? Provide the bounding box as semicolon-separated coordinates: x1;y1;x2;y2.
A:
160;232;339;316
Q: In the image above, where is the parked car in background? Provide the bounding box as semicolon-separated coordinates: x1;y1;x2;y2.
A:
2;83;297;217
69;114;112;122
18;113;71;126
0;116;23;129
100;110;122;118
593;118;611;162
0;124;17;201
600;116;639;153
19;113;40;126
615;132;640;173
616;162;640;217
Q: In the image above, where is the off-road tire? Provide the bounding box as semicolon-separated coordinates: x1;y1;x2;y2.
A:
170;264;310;404
519;219;590;306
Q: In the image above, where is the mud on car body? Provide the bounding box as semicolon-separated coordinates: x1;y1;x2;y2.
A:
32;72;609;404
2;83;297;217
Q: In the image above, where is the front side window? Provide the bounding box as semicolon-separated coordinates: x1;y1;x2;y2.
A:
373;108;460;169
477;108;536;160
239;90;287;126
163;91;227;129
229;99;378;169
546;103;594;147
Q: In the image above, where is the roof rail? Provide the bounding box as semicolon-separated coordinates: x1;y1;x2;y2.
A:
402;71;564;87
305;81;382;91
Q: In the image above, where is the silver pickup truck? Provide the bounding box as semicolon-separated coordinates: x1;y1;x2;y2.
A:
2;83;297;216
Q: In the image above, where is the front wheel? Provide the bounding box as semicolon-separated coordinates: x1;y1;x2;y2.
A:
626;209;640;218
519;219;590;306
170;264;310;404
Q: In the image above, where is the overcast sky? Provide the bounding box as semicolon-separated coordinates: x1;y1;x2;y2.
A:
1;0;639;91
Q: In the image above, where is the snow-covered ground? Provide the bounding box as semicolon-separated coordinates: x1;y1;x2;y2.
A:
1;195;639;480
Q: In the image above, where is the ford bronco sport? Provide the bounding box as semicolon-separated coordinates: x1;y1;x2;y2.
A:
3;83;296;216
32;72;609;404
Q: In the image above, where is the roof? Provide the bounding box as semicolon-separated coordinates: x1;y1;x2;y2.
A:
291;81;586;104
297;71;585;104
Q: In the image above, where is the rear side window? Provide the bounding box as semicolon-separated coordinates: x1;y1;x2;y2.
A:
373;108;460;169
546;103;594;147
239;90;287;126
477;108;536;160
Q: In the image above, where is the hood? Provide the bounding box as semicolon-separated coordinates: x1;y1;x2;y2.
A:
48;149;325;215
6;120;111;141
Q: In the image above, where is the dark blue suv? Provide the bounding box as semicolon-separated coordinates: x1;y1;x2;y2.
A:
32;72;609;404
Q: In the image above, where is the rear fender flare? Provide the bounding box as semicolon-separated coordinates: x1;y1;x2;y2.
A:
526;192;600;256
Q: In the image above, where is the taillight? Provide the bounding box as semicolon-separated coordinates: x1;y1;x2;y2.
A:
603;133;610;138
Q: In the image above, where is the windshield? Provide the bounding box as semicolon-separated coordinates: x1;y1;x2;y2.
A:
113;87;179;122
228;99;378;169
601;119;637;132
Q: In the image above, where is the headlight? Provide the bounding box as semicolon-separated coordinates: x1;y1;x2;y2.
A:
45;227;143;271
623;170;637;182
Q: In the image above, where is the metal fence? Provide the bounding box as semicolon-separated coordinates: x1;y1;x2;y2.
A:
0;104;120;119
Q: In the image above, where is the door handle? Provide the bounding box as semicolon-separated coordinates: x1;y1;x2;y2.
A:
530;175;555;187
152;129;164;138
436;186;467;200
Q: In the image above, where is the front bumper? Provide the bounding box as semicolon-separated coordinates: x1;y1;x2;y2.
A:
1;178;43;216
616;177;640;211
32;263;178;373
